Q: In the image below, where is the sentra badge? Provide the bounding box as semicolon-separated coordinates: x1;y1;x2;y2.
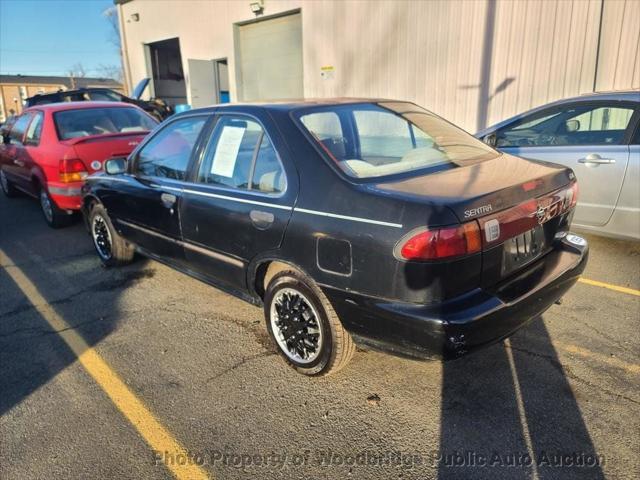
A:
464;204;493;218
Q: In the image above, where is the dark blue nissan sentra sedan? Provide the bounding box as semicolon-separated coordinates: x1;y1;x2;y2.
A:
82;99;588;376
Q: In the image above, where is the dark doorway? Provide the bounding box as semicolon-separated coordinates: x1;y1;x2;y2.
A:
147;37;187;106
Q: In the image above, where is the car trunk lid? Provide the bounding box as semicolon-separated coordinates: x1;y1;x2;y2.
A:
374;154;573;223
62;132;147;173
375;153;577;287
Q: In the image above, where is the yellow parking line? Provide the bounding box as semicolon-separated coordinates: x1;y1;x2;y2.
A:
578;278;640;297
0;249;210;480
554;342;640;375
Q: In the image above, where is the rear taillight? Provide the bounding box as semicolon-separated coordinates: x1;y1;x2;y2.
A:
397;222;481;261
59;158;88;183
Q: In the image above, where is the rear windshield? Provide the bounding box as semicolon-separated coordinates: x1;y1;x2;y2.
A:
295;102;498;179
54;107;158;140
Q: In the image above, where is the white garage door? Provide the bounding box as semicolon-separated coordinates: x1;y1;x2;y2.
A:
237;12;303;101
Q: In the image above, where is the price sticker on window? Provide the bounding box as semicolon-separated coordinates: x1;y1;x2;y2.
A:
211;126;245;177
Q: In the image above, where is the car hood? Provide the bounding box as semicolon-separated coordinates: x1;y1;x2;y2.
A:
131;78;150;100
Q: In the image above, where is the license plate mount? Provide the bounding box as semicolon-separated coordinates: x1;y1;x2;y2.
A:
502;226;546;276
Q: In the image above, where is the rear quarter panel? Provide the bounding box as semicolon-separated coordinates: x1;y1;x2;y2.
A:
271;110;480;304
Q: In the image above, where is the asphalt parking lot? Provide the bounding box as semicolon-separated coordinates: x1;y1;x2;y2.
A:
0;192;638;480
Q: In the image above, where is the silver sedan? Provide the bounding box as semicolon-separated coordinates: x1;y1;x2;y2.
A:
477;91;639;240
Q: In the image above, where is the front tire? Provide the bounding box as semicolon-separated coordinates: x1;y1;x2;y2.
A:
264;270;355;376
89;203;134;267
39;187;72;228
0;169;19;197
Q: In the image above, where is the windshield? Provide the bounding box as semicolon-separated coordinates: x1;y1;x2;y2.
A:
296;102;498;179
54;107;158;140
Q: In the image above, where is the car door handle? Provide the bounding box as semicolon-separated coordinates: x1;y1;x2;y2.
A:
14;159;24;167
160;192;177;208
578;154;615;165
250;209;274;229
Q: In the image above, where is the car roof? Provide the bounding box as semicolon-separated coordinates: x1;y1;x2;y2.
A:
185;97;409;115
477;89;640;135
24;101;136;113
27;87;116;98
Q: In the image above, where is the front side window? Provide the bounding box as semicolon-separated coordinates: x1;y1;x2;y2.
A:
297;103;497;179
496;104;635;147
136;116;206;180
54;107;158;140
25;112;44;146
198;115;285;193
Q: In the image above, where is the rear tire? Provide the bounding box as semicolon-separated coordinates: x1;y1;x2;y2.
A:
264;270;355;376
0;169;19;198
39;187;73;228
89;203;135;267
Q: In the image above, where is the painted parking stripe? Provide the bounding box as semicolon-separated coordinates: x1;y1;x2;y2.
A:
0;249;210;480
578;278;640;297
504;339;540;480
555;342;640;375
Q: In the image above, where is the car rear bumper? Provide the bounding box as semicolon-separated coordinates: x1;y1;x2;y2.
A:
322;234;588;360
48;182;83;210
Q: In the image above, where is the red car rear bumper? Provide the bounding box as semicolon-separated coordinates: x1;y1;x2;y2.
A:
48;182;83;210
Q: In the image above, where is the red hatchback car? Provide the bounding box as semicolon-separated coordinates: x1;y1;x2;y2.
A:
0;102;158;227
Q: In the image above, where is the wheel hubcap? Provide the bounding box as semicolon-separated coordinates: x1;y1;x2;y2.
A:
40;190;53;222
92;214;113;260
270;288;323;364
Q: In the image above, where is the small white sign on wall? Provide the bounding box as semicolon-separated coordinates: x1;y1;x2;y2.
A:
320;65;335;80
211;126;245;177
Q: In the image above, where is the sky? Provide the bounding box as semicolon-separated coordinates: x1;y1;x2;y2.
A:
0;0;121;78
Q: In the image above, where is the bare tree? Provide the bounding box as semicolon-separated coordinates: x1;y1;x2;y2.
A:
67;63;87;89
103;6;125;90
96;64;123;83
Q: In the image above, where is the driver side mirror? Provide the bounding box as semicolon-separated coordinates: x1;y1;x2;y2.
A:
104;157;127;175
482;133;497;147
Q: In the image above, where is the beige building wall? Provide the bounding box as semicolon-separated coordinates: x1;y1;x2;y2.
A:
0;82;65;120
119;0;639;133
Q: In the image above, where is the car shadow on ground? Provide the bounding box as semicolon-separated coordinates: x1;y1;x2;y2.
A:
0;197;154;416
437;317;605;479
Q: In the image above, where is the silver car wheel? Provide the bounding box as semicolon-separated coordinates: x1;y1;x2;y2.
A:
91;214;113;261
39;189;54;223
269;287;323;364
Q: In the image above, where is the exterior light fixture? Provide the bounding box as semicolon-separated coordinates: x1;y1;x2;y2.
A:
250;2;264;16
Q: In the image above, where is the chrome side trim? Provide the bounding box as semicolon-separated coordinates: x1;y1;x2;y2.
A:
295;208;403;228
87;176;131;183
116;219;244;268
179;187;293;211
109;180;401;228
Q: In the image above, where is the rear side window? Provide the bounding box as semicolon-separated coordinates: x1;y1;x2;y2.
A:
197;115;286;193
8;114;32;145
54;107;158;140
496;104;636;147
25;112;44;146
135;116;207;180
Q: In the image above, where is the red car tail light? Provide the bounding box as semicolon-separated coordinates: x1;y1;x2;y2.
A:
59;158;88;183
397;222;481;261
